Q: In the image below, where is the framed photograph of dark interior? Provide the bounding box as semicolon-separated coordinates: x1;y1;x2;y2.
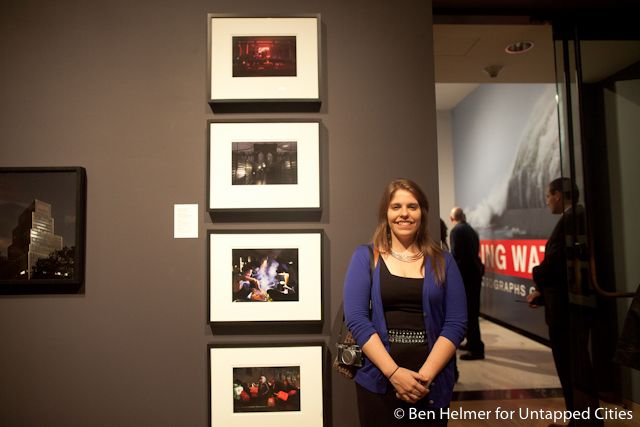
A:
0;167;86;293
208;120;320;213
208;230;322;324
208;343;325;427
208;15;321;104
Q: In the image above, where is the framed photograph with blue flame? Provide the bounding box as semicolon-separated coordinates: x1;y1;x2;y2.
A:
207;120;320;215
0;167;86;293
208;15;321;106
208;230;322;325
208;343;325;427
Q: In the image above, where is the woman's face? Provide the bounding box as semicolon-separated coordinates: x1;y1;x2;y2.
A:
387;189;421;242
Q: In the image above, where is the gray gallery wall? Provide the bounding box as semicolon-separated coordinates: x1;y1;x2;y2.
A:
0;0;439;426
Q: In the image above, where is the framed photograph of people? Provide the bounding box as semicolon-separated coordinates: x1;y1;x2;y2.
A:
208;343;325;427
208;15;321;104
0;167;86;293
208;230;322;324
207;120;320;213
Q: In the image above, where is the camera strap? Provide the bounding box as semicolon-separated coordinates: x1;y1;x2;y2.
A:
339;245;377;339
367;244;377;311
334;245;378;378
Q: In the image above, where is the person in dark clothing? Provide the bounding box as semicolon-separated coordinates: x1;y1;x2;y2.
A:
449;207;485;360
439;219;449;251
257;375;271;406
528;177;602;427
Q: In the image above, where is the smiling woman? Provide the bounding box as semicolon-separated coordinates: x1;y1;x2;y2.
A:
343;178;467;426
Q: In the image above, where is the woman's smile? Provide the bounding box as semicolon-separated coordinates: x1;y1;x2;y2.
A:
394;220;415;226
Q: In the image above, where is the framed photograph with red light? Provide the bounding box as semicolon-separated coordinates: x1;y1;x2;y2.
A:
207;120;320;214
207;229;322;325
208;343;325;427
208;15;321;105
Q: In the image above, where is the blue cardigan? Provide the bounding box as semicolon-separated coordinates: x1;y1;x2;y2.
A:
343;244;467;408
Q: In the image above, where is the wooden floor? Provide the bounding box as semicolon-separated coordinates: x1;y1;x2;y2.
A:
454;319;559;392
447;320;640;427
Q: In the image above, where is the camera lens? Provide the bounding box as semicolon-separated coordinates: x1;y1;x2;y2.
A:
341;349;355;365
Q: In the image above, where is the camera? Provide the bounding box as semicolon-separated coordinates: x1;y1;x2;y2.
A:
336;343;364;367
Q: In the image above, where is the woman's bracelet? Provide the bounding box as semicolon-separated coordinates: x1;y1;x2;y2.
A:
388;366;400;379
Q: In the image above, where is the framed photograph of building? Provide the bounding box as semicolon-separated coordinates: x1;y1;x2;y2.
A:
0;167;86;293
207;120;320;213
208;230;322;324
208;343;325;427
208;15;321;105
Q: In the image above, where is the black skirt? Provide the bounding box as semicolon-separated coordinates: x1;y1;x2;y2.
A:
356;379;448;427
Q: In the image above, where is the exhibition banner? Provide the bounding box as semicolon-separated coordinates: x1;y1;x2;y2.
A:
480;239;547;279
451;84;560;339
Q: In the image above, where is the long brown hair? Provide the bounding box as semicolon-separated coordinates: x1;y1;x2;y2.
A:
371;178;445;283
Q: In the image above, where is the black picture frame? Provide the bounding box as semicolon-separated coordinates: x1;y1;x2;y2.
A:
206;119;322;222
207;342;328;427
0;167;87;294
207;229;323;332
207;14;322;112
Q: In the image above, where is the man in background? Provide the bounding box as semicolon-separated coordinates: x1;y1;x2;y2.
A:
528;178;601;427
450;207;485;360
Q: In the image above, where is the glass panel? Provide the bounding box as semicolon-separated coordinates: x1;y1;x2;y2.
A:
554;21;640;410
578;38;640;406
551;35;602;419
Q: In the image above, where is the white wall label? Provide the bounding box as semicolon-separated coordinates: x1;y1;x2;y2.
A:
173;204;198;238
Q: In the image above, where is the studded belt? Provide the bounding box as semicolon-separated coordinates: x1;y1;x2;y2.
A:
387;329;427;344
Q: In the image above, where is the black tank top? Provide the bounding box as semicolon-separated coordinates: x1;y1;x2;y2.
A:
379;257;425;330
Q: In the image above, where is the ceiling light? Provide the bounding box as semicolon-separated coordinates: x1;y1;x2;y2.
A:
505;41;534;55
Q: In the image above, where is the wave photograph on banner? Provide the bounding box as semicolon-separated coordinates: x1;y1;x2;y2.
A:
464;84;560;235
451;84;561;338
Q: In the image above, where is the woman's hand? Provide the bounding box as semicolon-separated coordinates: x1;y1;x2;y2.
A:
417;368;434;390
389;367;429;403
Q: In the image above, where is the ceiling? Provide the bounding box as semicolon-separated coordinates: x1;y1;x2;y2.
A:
432;0;639;11
434;24;555;84
433;23;555;110
434;23;640;110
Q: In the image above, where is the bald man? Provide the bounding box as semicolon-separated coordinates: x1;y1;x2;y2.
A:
450;207;485;360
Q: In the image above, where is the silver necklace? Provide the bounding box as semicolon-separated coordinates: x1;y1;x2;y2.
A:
390;250;423;263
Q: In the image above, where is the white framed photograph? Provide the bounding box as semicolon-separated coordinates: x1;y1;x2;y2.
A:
208;15;321;103
208;230;322;324
208;343;325;427
207;120;320;213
